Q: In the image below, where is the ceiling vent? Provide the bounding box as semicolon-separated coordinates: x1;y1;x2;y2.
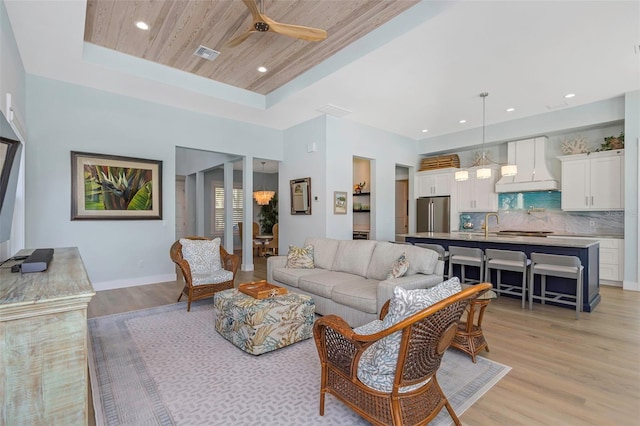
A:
316;104;352;117
193;45;220;61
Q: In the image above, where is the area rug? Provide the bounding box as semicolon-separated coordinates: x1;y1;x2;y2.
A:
88;300;510;426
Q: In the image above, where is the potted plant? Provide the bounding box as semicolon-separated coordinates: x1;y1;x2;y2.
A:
258;193;278;234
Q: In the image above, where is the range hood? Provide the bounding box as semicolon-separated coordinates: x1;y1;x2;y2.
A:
495;137;559;193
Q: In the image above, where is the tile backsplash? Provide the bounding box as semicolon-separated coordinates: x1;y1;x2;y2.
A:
460;191;624;236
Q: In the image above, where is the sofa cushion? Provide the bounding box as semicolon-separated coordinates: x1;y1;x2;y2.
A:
332;240;377;277
366;242;408;280
303;237;340;270
272;267;321;288
331;279;379;314
180;238;221;274
402;244;439;276
298;271;366;299
387;253;409;279
285;245;315;268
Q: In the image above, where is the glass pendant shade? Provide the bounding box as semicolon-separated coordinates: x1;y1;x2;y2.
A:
476;167;492;179
253;190;275;205
454;170;469;181
501;164;518;177
253;161;275;205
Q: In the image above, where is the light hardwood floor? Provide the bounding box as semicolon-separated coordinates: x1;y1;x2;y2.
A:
88;256;640;425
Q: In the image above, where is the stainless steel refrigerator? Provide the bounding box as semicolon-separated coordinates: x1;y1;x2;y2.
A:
416;196;450;233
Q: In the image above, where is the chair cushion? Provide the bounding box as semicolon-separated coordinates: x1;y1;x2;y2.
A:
180;238;222;274
355;277;462;392
191;269;234;286
387;253;409;279
285;245;315;268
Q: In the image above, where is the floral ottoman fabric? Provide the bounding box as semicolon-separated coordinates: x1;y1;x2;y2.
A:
213;289;315;355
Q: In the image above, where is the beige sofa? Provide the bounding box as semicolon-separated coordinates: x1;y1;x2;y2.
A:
266;237;444;327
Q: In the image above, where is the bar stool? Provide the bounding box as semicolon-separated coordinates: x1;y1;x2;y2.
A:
529;253;583;319
484;249;531;309
448;246;484;284
414;243;449;278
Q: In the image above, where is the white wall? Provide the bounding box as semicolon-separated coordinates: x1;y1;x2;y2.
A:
0;0;26;259
25;75;283;290
280;116;327;249
623;90;639;291
326;116;418;242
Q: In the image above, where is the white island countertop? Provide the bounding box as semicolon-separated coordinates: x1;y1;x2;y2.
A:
400;232;599;248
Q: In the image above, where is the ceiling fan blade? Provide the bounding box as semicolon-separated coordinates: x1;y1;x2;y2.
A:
265;19;328;42
242;0;262;21
226;30;256;47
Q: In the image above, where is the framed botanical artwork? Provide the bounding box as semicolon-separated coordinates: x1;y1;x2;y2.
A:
290;177;311;215
333;191;347;214
71;151;162;220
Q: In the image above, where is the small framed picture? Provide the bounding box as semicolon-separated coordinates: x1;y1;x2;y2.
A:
333;191;347;214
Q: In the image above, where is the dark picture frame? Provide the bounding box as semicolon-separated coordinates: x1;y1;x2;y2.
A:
71;151;162;220
290;177;311;215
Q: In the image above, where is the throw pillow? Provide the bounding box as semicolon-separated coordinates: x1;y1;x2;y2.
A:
387;252;409;279
285;245;315;268
180;238;222;274
357;277;462;379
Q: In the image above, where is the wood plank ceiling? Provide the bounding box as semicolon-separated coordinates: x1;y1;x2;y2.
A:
84;0;419;95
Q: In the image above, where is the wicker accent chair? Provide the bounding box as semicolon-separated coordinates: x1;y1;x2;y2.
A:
313;283;492;426
170;236;240;311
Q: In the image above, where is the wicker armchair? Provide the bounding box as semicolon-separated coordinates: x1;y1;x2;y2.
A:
170;236;240;311
313;283;492;426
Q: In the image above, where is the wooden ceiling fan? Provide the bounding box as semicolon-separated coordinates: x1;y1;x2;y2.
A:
227;0;328;47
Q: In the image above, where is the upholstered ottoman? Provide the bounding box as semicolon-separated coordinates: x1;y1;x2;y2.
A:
213;288;315;355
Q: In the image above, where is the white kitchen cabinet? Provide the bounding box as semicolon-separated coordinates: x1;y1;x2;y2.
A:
455;166;499;212
416;169;453;197
559;150;624;211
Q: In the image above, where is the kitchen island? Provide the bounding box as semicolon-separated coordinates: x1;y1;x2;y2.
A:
402;232;600;312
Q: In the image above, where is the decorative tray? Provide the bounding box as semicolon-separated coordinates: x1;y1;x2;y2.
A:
238;280;287;299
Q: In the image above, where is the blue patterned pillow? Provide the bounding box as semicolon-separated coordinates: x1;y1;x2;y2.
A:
180;238;222;274
356;277;462;391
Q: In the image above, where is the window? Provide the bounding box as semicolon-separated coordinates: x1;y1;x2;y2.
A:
213;186;243;232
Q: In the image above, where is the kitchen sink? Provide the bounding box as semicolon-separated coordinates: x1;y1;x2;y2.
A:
496;230;554;237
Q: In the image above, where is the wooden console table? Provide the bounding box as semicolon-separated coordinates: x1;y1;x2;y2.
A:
0;247;95;425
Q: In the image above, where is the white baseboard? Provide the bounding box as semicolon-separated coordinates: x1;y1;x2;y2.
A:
623;280;640;292
92;273;176;291
241;263;255;271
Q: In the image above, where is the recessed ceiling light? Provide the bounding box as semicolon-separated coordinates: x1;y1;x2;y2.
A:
564;93;576;98
506;107;515;112
135;21;149;30
459;119;467;124
421;129;428;133
257;66;267;73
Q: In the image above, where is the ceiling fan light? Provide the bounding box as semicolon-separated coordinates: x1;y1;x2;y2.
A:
501;164;518;177
455;170;469;181
253;190;275;205
476;168;492;180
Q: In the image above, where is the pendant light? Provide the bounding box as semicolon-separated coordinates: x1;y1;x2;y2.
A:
253;161;275;205
476;92;492;179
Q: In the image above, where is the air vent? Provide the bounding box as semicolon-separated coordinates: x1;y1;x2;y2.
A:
316;104;353;117
546;101;568;110
193;45;220;61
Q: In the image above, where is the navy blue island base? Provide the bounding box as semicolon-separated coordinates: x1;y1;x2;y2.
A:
405;233;600;312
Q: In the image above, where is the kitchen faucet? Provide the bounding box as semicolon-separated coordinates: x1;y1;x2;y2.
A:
485;213;499;238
